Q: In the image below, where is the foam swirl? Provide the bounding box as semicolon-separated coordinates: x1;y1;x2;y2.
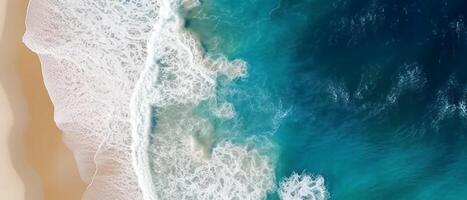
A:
130;1;275;199
24;0;275;199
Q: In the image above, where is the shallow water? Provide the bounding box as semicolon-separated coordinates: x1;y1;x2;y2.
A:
186;0;467;199
23;0;467;199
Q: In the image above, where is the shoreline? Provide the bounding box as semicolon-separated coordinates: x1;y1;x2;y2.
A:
1;0;86;199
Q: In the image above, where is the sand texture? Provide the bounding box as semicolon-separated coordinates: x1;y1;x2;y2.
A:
0;0;86;199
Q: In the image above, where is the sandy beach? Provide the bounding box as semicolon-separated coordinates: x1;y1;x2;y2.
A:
0;81;26;199
0;0;86;199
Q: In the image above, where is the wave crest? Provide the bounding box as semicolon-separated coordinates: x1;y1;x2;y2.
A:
23;0;163;199
130;1;275;199
279;173;328;200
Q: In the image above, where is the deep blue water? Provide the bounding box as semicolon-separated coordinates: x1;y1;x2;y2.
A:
186;0;467;199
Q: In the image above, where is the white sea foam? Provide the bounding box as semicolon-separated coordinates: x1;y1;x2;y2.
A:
129;1;275;199
139;109;276;199
387;63;426;104
24;0;276;199
328;80;350;105
23;0;164;199
354;67;379;101
213;102;236;119
278;173;328;200
432;75;467;127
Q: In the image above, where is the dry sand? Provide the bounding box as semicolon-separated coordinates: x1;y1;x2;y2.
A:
0;0;86;199
0;82;25;200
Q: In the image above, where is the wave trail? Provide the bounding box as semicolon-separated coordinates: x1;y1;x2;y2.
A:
23;0;329;199
130;1;276;199
23;0;163;199
23;0;276;199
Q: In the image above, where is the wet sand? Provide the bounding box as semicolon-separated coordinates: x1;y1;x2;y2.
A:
0;0;86;199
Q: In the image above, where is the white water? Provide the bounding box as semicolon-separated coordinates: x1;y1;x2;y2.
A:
129;1;276;199
23;0;165;198
278;173;328;200
23;0;330;199
23;0;278;199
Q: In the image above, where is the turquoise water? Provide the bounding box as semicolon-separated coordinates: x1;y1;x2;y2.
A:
186;0;467;199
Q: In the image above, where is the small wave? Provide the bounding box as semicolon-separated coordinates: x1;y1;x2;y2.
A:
24;0;325;199
431;75;467;128
143;109;275;199
278;173;328;200
129;1;276;200
387;63;426;104
328;80;350;105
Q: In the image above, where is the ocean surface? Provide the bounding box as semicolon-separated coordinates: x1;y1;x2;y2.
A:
23;0;467;199
185;0;467;199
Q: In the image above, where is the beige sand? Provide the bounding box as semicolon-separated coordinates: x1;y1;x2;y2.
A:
0;84;25;199
1;1;30;199
0;0;86;199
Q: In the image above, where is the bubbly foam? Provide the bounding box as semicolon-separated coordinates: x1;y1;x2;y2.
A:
387;63;426;104
432;75;467;127
23;0;164;199
278;173;328;200
140;109;275;199
129;1;275;199
213;102;236;119
24;0;295;199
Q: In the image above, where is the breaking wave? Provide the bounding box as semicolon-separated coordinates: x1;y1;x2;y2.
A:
278;173;328;200
129;1;276;199
23;0;324;199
